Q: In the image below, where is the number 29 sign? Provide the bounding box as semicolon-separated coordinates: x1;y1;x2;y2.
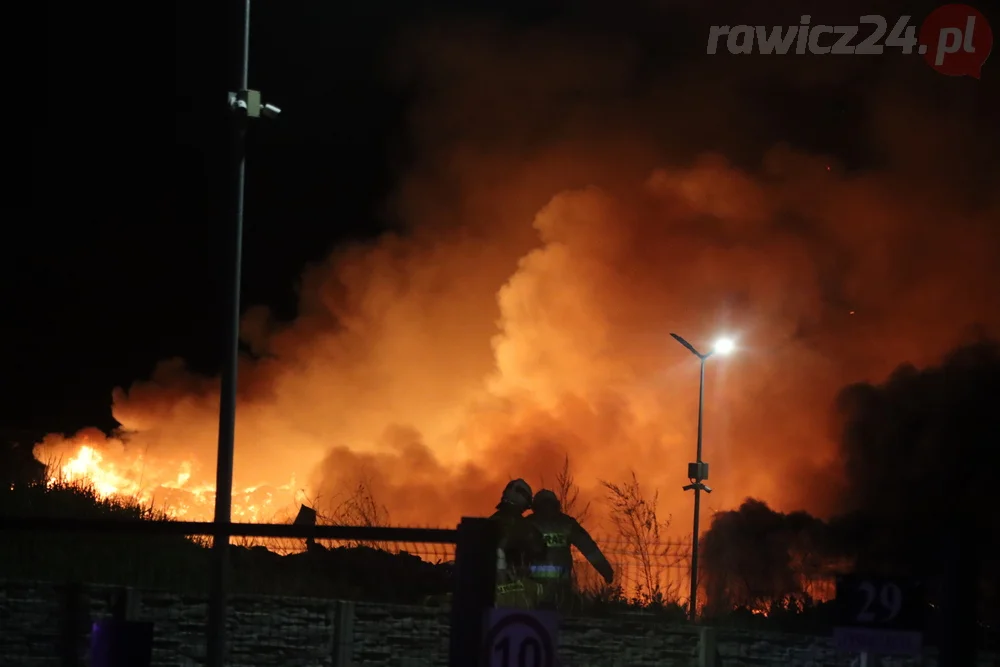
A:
834;574;924;630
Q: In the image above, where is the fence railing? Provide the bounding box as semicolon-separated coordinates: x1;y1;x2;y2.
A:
2;516;997;665
0;517;842;609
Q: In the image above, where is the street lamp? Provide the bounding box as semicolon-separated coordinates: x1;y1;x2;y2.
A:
670;333;735;620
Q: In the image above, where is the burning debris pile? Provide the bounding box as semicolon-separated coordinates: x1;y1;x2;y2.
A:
33;431;300;523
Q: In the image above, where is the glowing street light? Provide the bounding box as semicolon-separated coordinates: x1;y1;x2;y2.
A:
713;337;736;356
670;332;736;620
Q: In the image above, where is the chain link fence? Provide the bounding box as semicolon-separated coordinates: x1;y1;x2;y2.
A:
0;515;849;663
568;533;843;619
572;536;691;603
0;515;480;667
3;507;994;663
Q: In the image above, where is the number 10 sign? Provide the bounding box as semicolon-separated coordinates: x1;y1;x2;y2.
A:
833;574;924;656
482;609;559;667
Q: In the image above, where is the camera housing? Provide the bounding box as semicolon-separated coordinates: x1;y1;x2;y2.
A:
228;89;280;121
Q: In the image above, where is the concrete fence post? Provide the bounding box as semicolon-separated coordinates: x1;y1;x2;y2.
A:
698;626;719;667
331;600;355;667
58;582;86;667
91;587;153;667
111;587;140;620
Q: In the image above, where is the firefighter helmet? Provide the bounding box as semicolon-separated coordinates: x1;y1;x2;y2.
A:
499;478;534;512
532;489;561;514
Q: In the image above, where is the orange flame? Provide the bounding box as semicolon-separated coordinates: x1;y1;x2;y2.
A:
45;440;298;523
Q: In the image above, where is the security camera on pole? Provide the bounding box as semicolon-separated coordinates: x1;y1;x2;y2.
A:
670;333;735;621
207;2;281;666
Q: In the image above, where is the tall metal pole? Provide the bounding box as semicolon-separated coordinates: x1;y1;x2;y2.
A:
208;2;251;665
672;332;719;622
688;357;706;621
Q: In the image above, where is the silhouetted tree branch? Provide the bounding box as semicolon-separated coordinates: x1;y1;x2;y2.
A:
600;471;670;602
554;454;591;527
320;472;390;548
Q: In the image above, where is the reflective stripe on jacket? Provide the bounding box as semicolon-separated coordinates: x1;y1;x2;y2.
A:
529;563;569;579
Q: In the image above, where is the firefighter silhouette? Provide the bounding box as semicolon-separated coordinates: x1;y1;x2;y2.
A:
525;488;614;610
488;478;546;608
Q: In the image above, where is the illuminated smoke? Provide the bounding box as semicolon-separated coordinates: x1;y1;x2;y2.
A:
34;13;1000;532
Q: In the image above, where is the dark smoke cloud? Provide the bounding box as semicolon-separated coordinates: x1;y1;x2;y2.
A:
703;340;1000;612
701;498;838;614
834;338;1000;548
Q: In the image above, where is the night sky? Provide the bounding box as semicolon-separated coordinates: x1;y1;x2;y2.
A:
18;3;408;433
22;1;604;435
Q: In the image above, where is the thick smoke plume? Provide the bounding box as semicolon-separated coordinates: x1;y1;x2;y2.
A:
703;340;1000;612
34;10;1000;532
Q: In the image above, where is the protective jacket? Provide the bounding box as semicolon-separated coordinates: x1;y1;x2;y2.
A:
526;490;614;585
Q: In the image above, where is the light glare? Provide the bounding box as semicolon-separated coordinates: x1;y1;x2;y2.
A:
713;337;736;355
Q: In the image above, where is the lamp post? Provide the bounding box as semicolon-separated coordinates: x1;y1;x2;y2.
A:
670;333;735;621
207;3;281;666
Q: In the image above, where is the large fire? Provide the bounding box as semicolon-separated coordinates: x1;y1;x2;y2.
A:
32;142;1000;536
24;17;1000;588
43;439;298;522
